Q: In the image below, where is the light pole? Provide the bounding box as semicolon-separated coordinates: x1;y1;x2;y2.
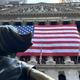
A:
39;44;43;64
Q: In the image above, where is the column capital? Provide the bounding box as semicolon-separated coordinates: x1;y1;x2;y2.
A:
64;56;74;64
46;56;56;65
27;56;37;65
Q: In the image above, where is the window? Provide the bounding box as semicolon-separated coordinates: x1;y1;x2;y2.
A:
26;22;34;25
38;22;46;25
14;22;22;26
62;21;70;25
54;56;64;64
2;22;10;25
58;71;66;80
49;21;58;25
78;71;80;80
75;21;80;33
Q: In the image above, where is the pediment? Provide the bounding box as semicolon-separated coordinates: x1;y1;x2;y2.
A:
0;3;80;16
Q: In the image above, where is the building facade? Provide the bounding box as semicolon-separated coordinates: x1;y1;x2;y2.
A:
0;2;80;80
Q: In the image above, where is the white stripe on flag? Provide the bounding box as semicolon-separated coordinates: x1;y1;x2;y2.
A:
33;39;79;42
25;49;79;53
33;43;80;47
35;30;78;33
35;27;77;29
34;34;79;37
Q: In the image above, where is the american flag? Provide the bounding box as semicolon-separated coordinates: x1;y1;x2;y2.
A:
15;25;34;35
17;24;80;56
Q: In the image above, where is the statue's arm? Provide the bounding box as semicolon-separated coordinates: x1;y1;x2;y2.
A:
30;68;55;80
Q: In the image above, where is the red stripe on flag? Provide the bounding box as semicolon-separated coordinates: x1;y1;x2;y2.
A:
17;52;78;56
31;46;79;49
33;41;80;44
33;37;79;39
35;29;77;31
34;32;79;34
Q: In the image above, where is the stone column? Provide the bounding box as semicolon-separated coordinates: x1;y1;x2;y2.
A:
45;69;58;80
10;21;14;25
46;56;56;65
58;20;63;25
27;56;37;65
65;69;79;80
22;21;26;26
71;20;75;24
64;56;74;64
34;21;38;25
46;21;50;25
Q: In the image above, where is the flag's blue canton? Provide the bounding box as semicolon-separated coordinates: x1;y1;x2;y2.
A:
15;25;34;35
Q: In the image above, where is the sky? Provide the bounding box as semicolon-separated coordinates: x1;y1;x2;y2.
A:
0;0;61;5
0;0;61;4
0;0;79;4
27;0;61;3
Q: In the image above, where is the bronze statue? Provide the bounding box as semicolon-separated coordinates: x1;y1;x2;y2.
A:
0;26;55;80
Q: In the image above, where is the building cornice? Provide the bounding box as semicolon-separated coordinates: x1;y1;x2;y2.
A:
36;64;80;70
0;17;80;23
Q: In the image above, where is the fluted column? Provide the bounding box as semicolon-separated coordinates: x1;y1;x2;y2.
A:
10;21;14;25
27;56;37;65
64;56;74;64
45;69;58;80
65;70;79;80
58;20;63;25
34;21;39;25
71;20;75;24
22;21;26;26
46;56;56;65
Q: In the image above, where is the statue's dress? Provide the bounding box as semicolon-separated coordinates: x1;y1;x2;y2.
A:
0;57;35;80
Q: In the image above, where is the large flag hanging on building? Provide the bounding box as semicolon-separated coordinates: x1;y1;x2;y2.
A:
17;24;80;56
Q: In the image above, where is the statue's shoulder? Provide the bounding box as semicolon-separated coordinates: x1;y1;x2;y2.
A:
15;60;35;80
0;57;22;80
18;60;35;68
0;57;35;80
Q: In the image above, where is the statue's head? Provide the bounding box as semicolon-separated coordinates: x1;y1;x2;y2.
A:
0;26;33;56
